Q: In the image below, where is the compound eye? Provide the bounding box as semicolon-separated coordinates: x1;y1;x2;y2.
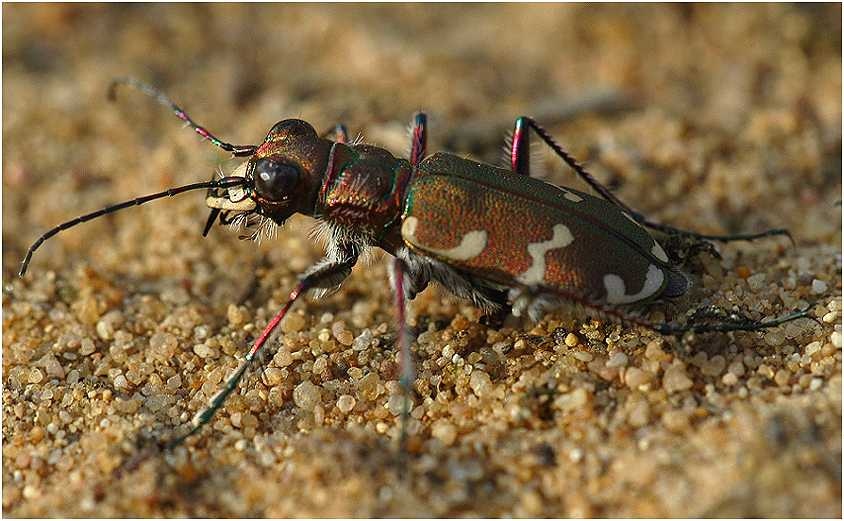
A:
252;158;299;201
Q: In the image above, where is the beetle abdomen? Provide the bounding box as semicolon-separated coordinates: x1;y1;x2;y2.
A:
402;153;683;305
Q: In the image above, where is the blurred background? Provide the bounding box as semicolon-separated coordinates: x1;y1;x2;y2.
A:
3;4;841;517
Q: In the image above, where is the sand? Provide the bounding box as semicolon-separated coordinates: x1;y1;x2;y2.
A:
3;4;841;517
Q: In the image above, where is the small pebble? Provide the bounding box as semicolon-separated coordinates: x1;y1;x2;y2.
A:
66;370;80;385
241;414;258;429
312;357;328;375
357;372;380;401
746;273;767;291
431;420;457;445
810;378;823;391
22;485;39;499
624;367;651;389
79;338;96;356
227;304;246;326
281;313;306;334
606;352;628;368
757;364;775;379
469;370;493;398
564;333;579;347
42;355;65;379
805;341;822;357
830;332;841;349
30;426;44;443
702;355;726;376
811;279;828;295
293;381;321;410
193;344;217;358
149;332;178;356
662;410;690;432
764;330;784;347
626;398;650;427
96;318;115;340
337;395;356;413
387;394;407;416
645;341;669;361
663;363;693;393
145;394;167;412
265;368;286;389
520;490;543;516
332;322;354;346
572;351;593;362
29;368;44;384
353;329;373;351
274;350;294;367
555;388;589;411
728;360;746;377
166;375;182;390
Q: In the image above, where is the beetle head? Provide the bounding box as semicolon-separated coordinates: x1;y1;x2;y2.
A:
206;119;332;227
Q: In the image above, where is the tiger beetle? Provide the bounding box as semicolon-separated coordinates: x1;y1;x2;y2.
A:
19;78;812;449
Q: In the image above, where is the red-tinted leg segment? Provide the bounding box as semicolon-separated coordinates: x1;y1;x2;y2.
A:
510;116;530;175
393;258;415;452
410;112;427;167
322;123;350;144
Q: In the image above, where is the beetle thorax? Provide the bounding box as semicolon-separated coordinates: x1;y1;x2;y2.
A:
317;143;413;236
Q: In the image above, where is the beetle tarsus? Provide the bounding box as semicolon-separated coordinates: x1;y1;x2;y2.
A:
653;304;814;336
645;221;794;246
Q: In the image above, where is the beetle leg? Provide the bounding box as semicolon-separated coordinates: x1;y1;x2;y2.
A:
391;257;414;456
657;304;816;335
167;257;358;448
409;112;428;167
514;116;791;244
534;284;814;336
321;123;350;144
508;287;564;322
509;116;531;175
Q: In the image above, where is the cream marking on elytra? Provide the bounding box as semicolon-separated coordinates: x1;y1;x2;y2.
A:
517;224;575;285
651;241;669;263
562;190;584;203
603;264;665;304
402;216;487;261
